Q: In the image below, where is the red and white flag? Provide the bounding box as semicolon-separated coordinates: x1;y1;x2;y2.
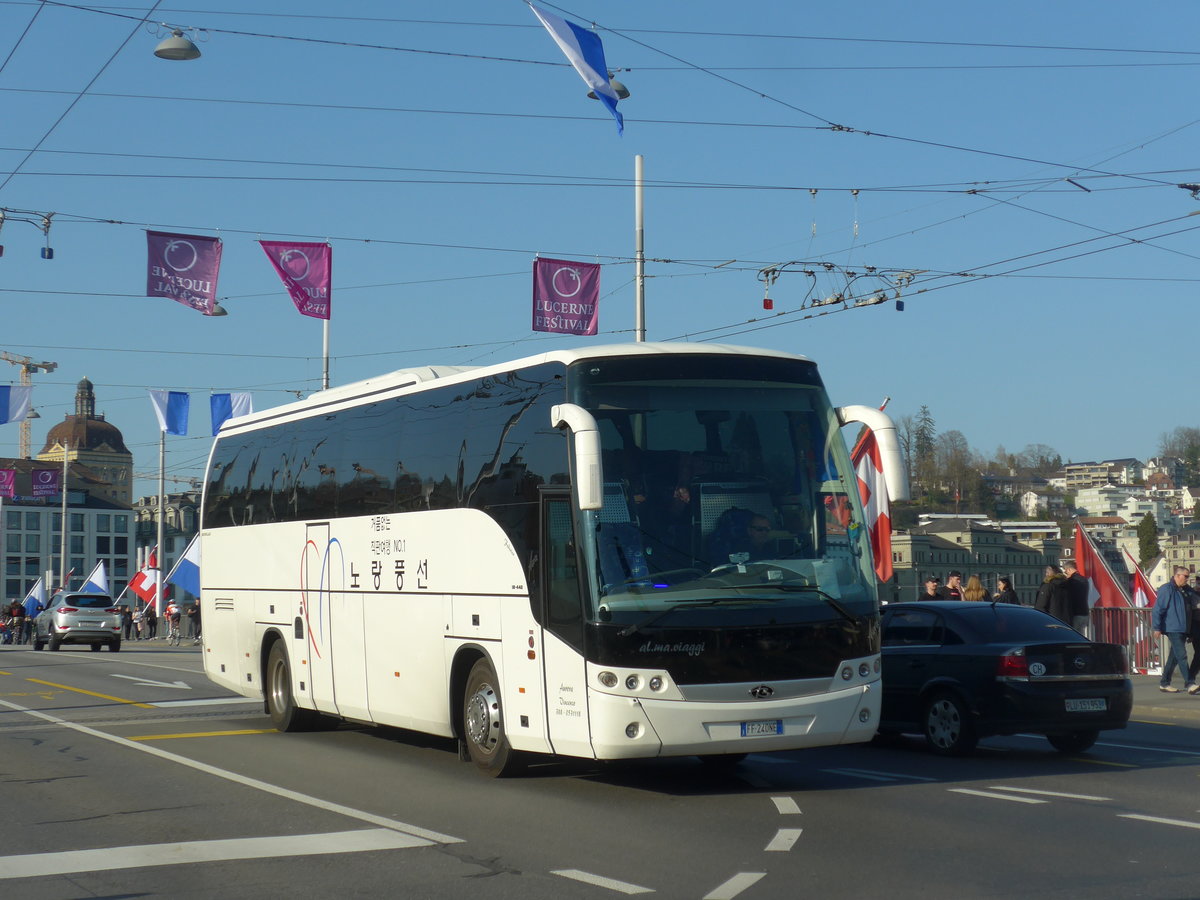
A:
129;548;160;609
851;428;892;583
1122;549;1157;608
1073;522;1131;608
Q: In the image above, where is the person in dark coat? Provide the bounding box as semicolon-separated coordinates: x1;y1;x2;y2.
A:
918;575;941;600
939;571;964;601
1062;561;1091;637
993;576;1021;605
1034;565;1071;623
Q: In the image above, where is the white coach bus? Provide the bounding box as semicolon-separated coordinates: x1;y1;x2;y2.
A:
199;343;908;775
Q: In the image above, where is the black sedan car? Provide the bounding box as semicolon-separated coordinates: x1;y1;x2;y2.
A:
878;601;1132;755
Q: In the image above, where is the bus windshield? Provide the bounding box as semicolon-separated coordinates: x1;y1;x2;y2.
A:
570;354;876;634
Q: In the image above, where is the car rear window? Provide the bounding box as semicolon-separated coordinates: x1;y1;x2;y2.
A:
64;596;114;609
958;606;1082;642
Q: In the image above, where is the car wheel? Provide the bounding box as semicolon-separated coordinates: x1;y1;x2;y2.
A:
33;633;45;651
1046;730;1099;754
922;691;977;756
48;637;62;651
462;657;522;777
90;642;102;652
109;639;121;652
265;642;321;732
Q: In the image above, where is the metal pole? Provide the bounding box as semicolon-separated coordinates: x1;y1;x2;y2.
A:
322;319;330;390
634;154;645;342
157;430;165;616
59;447;68;589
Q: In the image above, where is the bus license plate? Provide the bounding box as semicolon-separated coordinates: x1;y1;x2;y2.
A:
741;719;783;737
1065;698;1106;712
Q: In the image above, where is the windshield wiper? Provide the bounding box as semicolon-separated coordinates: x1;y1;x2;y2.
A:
722;583;859;625
617;598;748;638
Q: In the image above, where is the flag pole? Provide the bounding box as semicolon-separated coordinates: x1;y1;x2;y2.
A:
322;319;330;390
634;154;645;342
156;429;165;615
59;445;68;589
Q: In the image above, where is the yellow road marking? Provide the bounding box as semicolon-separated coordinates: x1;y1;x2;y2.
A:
1131;718;1179;727
1071;758;1137;768
128;729;277;742
26;678;155;709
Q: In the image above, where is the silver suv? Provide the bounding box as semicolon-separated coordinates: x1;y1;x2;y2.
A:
33;592;122;652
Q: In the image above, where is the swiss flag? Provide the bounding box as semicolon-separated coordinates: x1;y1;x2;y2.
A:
1123;549;1157;608
1073;523;1131;608
129;548;160;609
851;428;893;583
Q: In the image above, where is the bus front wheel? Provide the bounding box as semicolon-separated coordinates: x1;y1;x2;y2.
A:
462;658;522;777
266;642;321;732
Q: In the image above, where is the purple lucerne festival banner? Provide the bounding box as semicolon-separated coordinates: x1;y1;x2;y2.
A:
31;468;60;498
259;240;332;320
0;468;14;499
146;230;224;316
532;257;600;335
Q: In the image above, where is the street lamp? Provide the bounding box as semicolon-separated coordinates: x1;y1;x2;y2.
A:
154;29;201;61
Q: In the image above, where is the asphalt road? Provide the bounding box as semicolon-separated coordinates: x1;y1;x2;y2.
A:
1;642;1198;899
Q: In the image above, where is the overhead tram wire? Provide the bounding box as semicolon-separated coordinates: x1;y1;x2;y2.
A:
22;4;1187;188
0;0;165;195
0;0;45;77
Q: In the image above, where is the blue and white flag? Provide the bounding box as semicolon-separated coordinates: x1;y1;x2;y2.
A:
529;3;623;136
0;385;32;425
23;577;45;616
81;561;108;594
165;534;200;598
148;389;190;435
211;391;253;436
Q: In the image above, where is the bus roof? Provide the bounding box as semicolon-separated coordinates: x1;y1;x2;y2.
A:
215;342;813;436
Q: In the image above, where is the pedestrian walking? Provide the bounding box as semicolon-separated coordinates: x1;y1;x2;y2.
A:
1153;566;1194;693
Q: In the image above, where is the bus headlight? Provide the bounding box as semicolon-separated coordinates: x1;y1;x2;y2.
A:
841;666;853;681
648;676;663;692
859;663;871;677
625;674;641;691
598;671;618;688
625;722;641;738
859;709;871;722
874;658;881;673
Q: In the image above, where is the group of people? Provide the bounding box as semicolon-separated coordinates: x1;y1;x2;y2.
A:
1152;565;1200;695
118;603;201;643
1032;562;1092;634
918;570;1022;605
1;601;31;644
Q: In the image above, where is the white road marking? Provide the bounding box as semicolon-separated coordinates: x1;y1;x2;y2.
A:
821;768;896;782
771;796;801;815
1118;814;1200;831
988;786;1111;801
152;697;260;708
703;872;766;900
111;674;191;690
948;788;1047;804
763;828;803;852
0;696;461;845
552;869;654;894
0;829;428;880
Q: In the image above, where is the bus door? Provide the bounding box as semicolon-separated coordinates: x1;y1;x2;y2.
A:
538;490;593;758
301;522;337;715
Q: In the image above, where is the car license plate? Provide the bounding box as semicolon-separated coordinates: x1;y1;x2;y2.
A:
78;620;99;626
1065;698;1106;712
740;719;783;737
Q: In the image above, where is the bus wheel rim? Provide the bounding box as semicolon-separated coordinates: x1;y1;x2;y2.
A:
465;683;500;753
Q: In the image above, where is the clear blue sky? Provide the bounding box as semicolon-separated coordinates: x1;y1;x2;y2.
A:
2;0;1198;497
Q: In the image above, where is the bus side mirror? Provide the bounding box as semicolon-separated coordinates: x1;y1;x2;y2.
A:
836;404;911;502
550;403;604;511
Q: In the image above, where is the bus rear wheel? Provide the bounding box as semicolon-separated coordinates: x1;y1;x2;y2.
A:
266;642;321;732
462;658;522;777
